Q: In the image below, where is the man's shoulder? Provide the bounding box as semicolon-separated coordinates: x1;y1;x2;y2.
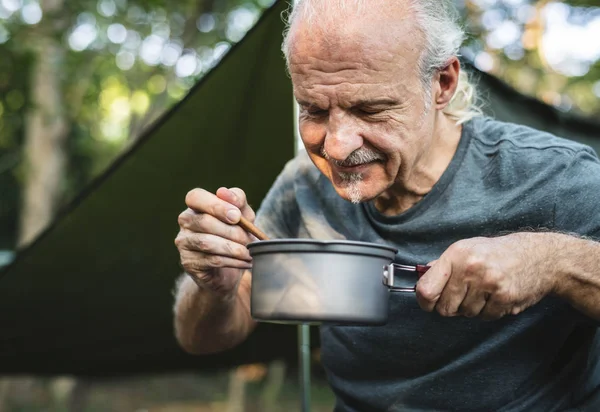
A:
468;116;597;159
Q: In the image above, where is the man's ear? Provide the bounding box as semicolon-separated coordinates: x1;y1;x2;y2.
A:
434;57;460;110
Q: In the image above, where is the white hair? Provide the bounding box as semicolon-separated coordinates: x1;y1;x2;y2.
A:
281;0;483;125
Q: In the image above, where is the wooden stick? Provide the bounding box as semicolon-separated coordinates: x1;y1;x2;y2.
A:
238;216;270;241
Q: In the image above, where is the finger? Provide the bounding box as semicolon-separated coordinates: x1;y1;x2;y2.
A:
177;232;252;261
479;297;511;321
185;188;242;224
415;258;452;312
216;187;256;221
434;278;468;317
179;249;253;275
457;289;488;318
178;211;252;245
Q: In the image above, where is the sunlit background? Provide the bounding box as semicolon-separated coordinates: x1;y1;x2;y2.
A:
460;0;599;115
0;0;598;410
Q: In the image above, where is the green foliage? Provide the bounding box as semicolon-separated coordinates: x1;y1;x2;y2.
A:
0;0;597;249
461;0;599;117
0;0;274;248
563;0;599;7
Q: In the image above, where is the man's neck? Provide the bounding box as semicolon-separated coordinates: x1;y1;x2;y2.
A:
374;114;463;216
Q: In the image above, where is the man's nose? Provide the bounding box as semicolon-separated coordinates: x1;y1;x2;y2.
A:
323;111;363;161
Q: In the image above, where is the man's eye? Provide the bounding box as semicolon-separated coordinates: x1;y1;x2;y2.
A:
356;108;382;115
306;108;328;117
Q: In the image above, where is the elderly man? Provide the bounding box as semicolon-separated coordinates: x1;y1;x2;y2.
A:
173;0;600;410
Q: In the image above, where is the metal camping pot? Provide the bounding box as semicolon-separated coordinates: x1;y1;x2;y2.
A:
247;239;429;326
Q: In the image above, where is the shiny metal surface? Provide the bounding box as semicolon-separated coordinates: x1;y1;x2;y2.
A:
248;239;398;325
383;263;418;293
299;324;311;412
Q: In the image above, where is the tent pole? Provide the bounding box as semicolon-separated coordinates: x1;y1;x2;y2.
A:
298;324;311;412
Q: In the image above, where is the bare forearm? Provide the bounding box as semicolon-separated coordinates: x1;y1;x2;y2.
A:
174;271;257;354
548;233;600;320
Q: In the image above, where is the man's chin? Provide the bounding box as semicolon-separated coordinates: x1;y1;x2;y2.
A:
334;182;377;205
326;165;385;204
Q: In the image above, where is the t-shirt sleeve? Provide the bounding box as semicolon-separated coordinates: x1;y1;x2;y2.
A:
554;147;600;239
253;158;301;240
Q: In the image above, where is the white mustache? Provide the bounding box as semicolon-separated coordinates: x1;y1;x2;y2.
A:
321;147;384;167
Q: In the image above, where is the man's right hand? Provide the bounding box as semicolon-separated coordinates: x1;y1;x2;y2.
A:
175;187;256;298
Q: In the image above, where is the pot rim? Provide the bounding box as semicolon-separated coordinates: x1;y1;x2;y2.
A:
246;238;398;257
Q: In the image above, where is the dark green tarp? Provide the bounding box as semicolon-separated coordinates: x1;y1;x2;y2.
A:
0;0;598;377
473;66;600;153
0;0;297;377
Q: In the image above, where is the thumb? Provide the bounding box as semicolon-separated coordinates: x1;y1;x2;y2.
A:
415;258;451;312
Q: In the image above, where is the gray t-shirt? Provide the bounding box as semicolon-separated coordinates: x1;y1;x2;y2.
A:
254;116;600;411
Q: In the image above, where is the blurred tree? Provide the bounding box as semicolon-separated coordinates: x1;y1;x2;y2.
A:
0;0;595;249
0;0;273;407
563;0;597;6
0;0;273;248
18;0;70;246
0;45;28;250
460;0;599;119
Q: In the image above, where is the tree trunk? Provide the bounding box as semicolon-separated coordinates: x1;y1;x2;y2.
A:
18;36;68;247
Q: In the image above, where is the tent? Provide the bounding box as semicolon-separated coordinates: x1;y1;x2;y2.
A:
0;0;297;377
1;0;599;377
473;66;600;154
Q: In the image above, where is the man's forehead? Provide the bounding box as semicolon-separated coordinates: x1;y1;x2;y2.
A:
286;5;423;70
287;30;421;87
292;77;405;107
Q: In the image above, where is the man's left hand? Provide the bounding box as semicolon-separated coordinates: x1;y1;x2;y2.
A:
416;233;558;320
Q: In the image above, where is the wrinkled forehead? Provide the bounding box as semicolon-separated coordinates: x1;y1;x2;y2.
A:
286;2;424;76
287;17;424;91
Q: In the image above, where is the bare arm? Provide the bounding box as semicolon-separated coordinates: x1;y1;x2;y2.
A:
547;233;600;321
416;232;600;321
173;187;259;354
174;270;257;354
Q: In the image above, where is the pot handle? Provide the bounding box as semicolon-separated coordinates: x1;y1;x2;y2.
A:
383;263;430;293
